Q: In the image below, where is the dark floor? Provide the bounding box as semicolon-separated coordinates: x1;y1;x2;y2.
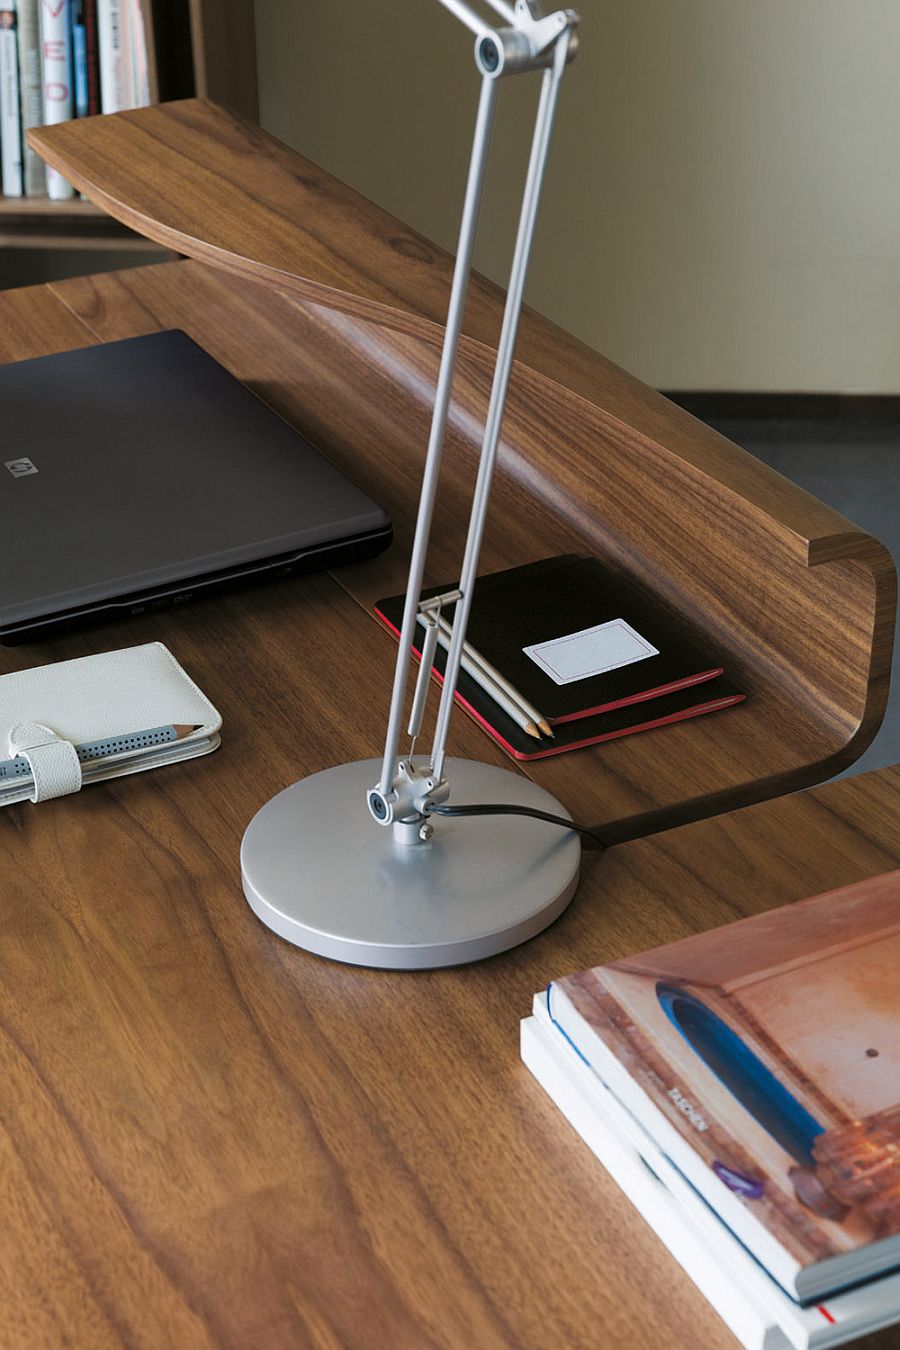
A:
675;406;900;779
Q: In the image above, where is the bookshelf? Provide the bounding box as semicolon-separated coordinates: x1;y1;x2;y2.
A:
1;0;258;253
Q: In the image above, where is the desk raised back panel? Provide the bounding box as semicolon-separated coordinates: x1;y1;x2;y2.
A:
27;100;897;841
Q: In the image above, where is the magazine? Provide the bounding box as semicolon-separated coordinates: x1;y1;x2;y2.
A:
523;995;900;1349
542;869;900;1303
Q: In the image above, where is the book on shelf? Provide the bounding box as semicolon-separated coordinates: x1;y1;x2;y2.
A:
1;1;233;209
39;0;74;199
17;0;45;194
127;0;149;106
96;0;122;111
70;0;89;118
375;555;744;760
97;0;148;113
82;0;99;114
0;0;152;203
522;868;900;1348
0;0;23;197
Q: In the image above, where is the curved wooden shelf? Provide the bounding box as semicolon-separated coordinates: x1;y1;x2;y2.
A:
28;100;897;839
29;99;879;563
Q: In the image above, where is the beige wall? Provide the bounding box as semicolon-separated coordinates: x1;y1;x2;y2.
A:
254;1;900;393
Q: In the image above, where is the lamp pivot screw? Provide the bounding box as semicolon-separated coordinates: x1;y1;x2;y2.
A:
479;37;500;71
368;791;389;820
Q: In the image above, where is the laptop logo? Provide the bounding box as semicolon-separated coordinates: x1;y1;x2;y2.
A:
5;457;38;478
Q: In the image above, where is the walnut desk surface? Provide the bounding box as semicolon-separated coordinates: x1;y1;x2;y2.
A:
2;268;900;1350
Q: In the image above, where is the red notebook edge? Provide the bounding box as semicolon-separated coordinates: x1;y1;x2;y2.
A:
512;692;747;760
373;606;745;762
548;666;725;724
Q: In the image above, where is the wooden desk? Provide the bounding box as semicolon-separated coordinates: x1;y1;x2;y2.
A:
1;258;899;1344
25;100;900;841
3;670;900;1349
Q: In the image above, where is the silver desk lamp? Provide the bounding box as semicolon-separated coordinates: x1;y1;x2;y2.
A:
241;0;582;968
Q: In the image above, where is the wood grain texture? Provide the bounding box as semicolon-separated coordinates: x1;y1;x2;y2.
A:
0;282;98;361
26;100;897;835
5;102;898;1350
1;547;899;1345
39;258;894;838
23;103;899;550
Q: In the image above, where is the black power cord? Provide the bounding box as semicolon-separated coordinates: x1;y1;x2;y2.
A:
427;802;607;849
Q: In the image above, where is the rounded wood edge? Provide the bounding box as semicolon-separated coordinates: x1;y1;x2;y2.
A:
27;127;416;334
28;108;892;802
26;105;876;562
810;536;896;680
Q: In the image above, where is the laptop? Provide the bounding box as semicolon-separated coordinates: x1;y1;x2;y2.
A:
0;330;393;643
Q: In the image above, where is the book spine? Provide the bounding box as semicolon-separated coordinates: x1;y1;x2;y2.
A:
39;0;73;199
96;0;129;112
70;0;86;116
127;0;147;107
0;0;24;197
82;0;96;112
521;1017;785;1350
526;999;900;1348
16;0;44;194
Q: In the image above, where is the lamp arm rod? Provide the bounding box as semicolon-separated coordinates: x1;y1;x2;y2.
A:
377;73;499;797
480;0;517;24
429;30;571;782
406;613;442;744
434;0;498;38
434;0;571;53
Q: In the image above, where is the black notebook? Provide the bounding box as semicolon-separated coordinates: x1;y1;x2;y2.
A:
456;555;724;724
375;557;745;760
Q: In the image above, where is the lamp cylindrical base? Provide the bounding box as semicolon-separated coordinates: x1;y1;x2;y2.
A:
240;757;581;969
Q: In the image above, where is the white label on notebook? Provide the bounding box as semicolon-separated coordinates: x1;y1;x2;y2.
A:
523;619;659;686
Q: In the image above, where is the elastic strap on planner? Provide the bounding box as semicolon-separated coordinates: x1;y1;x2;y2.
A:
8;721;82;803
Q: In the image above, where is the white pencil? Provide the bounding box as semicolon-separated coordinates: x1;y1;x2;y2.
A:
418;614;552;741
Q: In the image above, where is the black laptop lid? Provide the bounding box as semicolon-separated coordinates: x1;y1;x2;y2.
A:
0;330;390;631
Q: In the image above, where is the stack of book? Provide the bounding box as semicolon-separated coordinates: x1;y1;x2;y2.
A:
0;0;151;202
522;869;900;1348
376;554;745;760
